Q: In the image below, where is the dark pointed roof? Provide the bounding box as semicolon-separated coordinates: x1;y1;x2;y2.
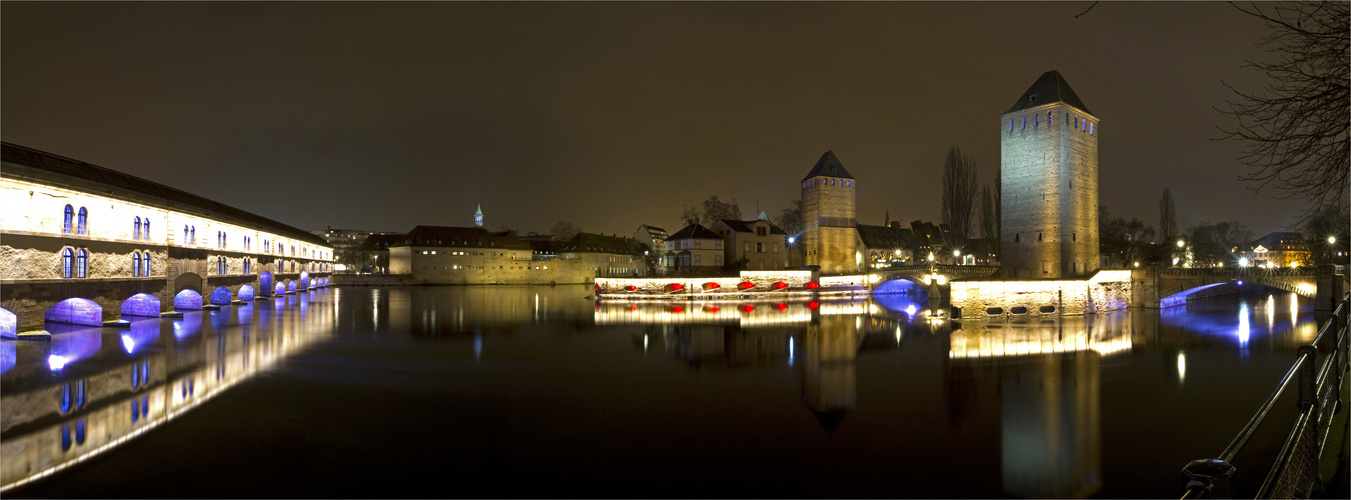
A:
714;218;787;236
665;223;722;241
1004;70;1092;115
801;150;854;181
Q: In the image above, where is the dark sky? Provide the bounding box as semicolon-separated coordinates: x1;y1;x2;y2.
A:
2;2;1302;238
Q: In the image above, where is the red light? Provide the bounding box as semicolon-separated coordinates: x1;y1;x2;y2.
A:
776;303;787;311
702;282;720;291
672;305;684;313
804;281;820;289
739;304;755;313
807;301;820;310
596;284;600;291
703;305;720;313
738;281;755;290
624;285;637;292
772;281;788;289
667;283;684;291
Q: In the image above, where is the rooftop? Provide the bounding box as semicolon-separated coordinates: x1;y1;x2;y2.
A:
1004;70;1092;115
801;150;854;182
390;226;531;250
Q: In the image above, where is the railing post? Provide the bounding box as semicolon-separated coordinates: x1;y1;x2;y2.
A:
1182;458;1235;498
1296;345;1318;410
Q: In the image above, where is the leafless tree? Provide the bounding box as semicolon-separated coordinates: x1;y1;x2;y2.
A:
1220;1;1349;229
979;185;995;241
679;205;701;227
550;221;580;241
941;146;980;248
701;195;743;224
1159;187;1177;242
775;199;804;237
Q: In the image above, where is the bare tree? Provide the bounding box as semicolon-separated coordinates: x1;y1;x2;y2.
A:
1220;1;1349;229
550;221;580;241
679;205;701;227
701;195;742;223
775;199;804;237
941;146;980;248
1159;187;1177;242
979;185;995;240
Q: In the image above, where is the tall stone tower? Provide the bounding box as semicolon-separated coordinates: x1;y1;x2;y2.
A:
474;203;484;227
801;151;858;274
1000;70;1099;278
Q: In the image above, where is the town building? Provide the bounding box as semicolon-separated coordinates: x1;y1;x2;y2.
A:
633;225;669;255
800;150;859;274
0;142;333;334
664;223;725;274
387;226;536;283
1246;232;1312;268
710;213;788;271
314;227;402;273
856;223;915;269
557;232;649;277
1000;70;1100;278
354;233;405;274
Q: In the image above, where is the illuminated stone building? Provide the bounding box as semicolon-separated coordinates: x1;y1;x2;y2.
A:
0;143;333;334
1000;70;1100;278
1245;232;1312;268
387;226;535;283
663;223;724;274
556;232;648;277
800;151;859;274
710;212;788;271
354;233;404;274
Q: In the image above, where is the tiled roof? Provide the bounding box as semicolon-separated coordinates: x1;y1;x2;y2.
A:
856;224;914;249
390;226;531;250
558;232;647;255
714;219;787;235
801;150;854;181
1004;70;1092;115
666;223;723;241
1;142;330;247
356;233;406;251
637;224;668;238
1252;232;1309;252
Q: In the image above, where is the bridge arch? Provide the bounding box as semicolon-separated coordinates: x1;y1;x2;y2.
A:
274;282;286;296
287;280;297;293
121;293;161;318
174;272;203;295
259;272;274;296
239;284;256;301
209;287;233;306
1160;274;1316;308
874;279;919;295
299;271;310;290
45;298;103;327
1;307;17;338
174;289;204;310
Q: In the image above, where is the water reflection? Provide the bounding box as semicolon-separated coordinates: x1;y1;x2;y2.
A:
0;290;334;492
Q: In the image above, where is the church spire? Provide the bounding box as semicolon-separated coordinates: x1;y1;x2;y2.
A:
474;204;484;227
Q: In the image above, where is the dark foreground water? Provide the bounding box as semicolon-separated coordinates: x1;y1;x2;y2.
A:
0;285;1325;498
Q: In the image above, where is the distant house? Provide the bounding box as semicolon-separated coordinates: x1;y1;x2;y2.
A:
387;226;534;282
633;225;669;254
557;232;649;276
909;220;951;263
664;223;725;274
1247;232;1312;268
355;233;405;274
710;213;788;271
856;223;914;269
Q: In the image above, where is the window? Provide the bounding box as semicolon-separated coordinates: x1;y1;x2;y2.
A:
77;249;88;278
1074;116;1078;128
1089;122;1094;135
77;207;87;235
184;225;188;243
715;255;722;266
291;261;295;272
190;226;195;245
694;255;702;266
143;220;150;241
1015;234;1020;243
133;252;142;277
1022;116;1026;128
63;205;74;234
774;243;780;253
278;260;284;272
1038;232;1042;242
142;251;150;276
62;248;74;278
1048;111;1053;125
1035;114;1040;126
1009;119;1013;131
1073;232;1077;242
715;240;722;249
756;242;764;253
134;217;142;240
744;242;750;253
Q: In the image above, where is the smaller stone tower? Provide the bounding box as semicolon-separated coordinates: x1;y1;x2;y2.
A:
801;151;858;274
474;204;484;227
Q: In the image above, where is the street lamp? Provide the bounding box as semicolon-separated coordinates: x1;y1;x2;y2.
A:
1177;240;1185;248
953;249;961;265
788;236;796;244
1330;236;1337;245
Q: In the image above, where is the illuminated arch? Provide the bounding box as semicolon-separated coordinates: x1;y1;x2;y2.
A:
174;289;204;310
121;293;161;317
0;307;16;339
274;282;286;296
874;279;918;295
287;280;297;293
45;298;103;327
259;272;274;296
299;271;310;290
209;287;233;305
238;284;256;301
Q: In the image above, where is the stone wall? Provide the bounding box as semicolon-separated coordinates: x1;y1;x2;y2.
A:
950;270;1132;319
802;176;856;274
1000;103;1099;279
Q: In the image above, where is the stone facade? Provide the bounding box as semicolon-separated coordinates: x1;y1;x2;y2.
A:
801;151;858;274
950;270;1133;319
1000;71;1099;279
711;216;789;271
1;143;332;333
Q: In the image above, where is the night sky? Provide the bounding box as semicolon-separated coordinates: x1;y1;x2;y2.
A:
2;2;1303;239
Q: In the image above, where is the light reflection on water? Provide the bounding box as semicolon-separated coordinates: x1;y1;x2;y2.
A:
0;286;1324;498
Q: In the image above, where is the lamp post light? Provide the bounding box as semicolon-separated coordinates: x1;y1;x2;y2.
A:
953;249;961;266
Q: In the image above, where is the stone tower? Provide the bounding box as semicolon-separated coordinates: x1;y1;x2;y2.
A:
801;151;858;274
1000;70;1099;278
474;203;484;227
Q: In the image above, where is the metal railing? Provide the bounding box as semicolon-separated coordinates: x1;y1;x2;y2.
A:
1180;292;1349;499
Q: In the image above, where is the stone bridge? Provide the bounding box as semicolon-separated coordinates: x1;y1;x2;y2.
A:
866;265;1000;296
1143;266;1341;309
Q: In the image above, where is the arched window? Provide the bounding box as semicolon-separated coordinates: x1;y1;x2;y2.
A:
62;248;74;278
133;252;142;277
190;226;196;245
63;205;74;234
1009;119;1013;131
291;261;295;272
1022;116;1026;128
143;219;150;241
1035;114;1040;126
184;225;188;243
278;260;284;272
134;216;142;241
77;249;89;278
77;207;87;235
1089;122;1094;135
1048;111;1053;125
1074;116;1078;128
142;251;151;276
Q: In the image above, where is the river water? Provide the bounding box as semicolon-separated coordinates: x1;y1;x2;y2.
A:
0;285;1324;498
